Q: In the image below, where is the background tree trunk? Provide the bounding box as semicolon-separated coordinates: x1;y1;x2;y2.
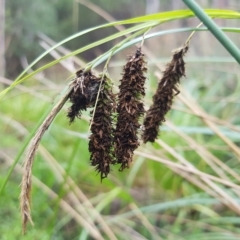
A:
0;0;5;77
145;0;160;14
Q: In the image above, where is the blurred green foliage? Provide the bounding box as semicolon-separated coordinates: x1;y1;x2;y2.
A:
5;0;146;78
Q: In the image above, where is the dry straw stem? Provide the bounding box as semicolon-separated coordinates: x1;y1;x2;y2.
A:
38;147;118;240
129;203;163;240
39;40;76;73
2;152;105;240
1;114;98;230
3;150;227;240
114;222;150;240
176;94;240;200
0;77;51;102
142;43;189;143
136;149;240;215
38;32;86;68
165;121;240;184
171;104;240;135
152;72;240;185
152;140;240;215
135;150;240;191
178;89;240;160
20;87;72;234
114;47;147;171
158;214;240;237
13;124;116;239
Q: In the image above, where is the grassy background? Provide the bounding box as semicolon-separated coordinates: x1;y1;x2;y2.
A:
1;1;240;239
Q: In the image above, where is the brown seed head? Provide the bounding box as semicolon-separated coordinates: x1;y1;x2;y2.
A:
67;69;101;123
88;74;116;180
114;48;147;171
142;44;189;143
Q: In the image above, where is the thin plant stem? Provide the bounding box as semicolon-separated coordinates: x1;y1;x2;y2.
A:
182;0;240;64
185;22;203;44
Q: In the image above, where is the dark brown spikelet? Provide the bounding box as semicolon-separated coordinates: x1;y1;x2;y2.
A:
89;74;116;180
67;69;101;123
142;43;189;143
114;48;147;171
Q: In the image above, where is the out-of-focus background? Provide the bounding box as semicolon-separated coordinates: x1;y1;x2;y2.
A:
1;0;240;239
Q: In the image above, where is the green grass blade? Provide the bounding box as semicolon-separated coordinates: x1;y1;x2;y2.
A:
116;9;240;24
182;0;240;63
1;9;240;99
0;21;158;100
92;27;240;68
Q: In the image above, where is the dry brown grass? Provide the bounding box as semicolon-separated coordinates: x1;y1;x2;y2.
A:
20;88;72;233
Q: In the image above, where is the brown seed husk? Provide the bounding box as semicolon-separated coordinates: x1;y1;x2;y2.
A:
67;69;101;124
142;44;189;143
89;74;116;180
114;48;147;171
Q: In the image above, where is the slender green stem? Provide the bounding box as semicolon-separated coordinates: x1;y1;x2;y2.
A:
182;0;240;64
86;25;155;70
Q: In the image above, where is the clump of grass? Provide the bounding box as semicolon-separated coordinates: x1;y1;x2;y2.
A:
114;48;147;171
142;43;189;143
67;69;101;123
89;74;116;180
